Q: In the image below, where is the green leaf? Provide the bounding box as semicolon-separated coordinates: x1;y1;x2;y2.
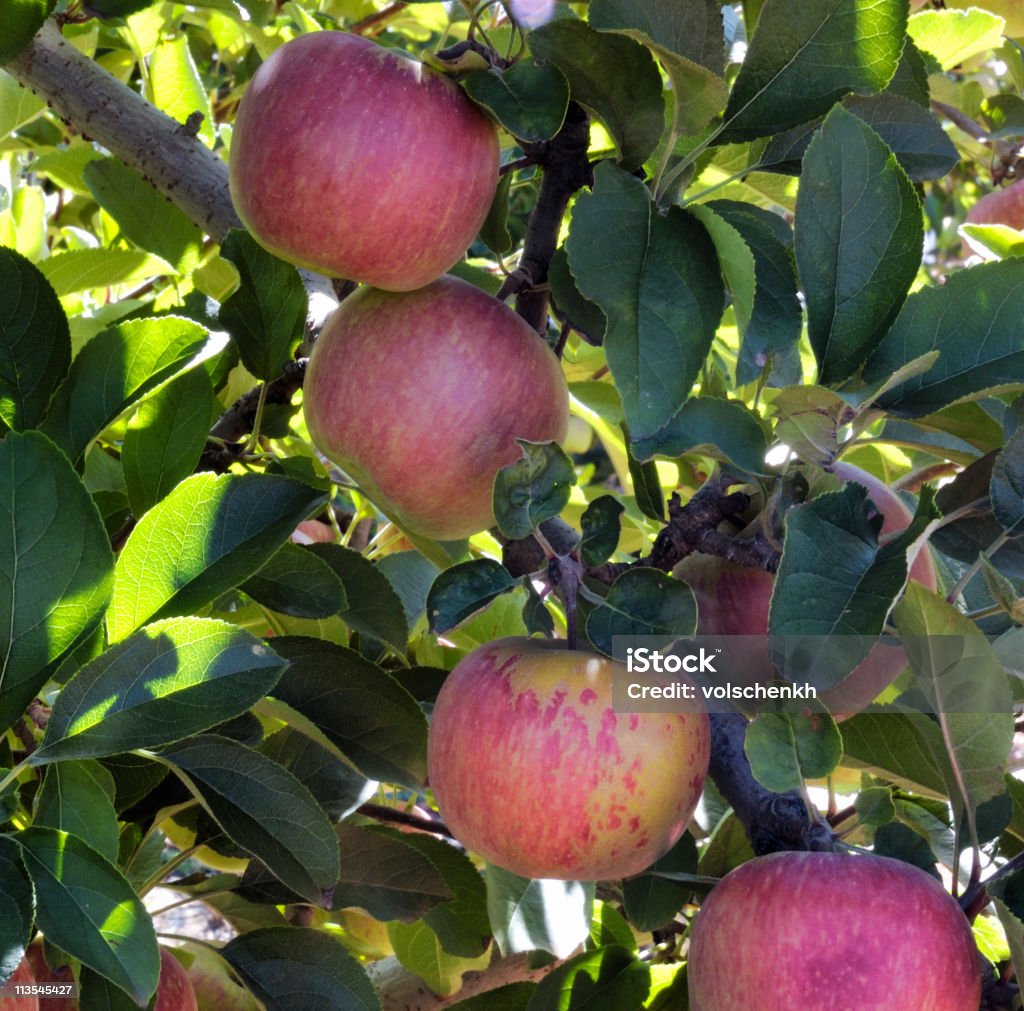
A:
768;484;921;688
462;61;569;142
0;0;55;64
565;163;724;447
83;159;203;275
122;367;215;516
32;618;286;763
307;543;408;652
0;431;114;735
15;827;159;1006
548;247;607;344
992;427;1024;535
525;945;650;1011
631;397;768;472
330;824;453;922
528;19;664;170
581;495;625;566
156;734;339;904
219;229;307;381
961;223;1024;262
855;785;897;827
864;260;1024;417
0;247;70;431
795;105;922;384
493;440;576;540
627;447;665;522
744;708;843;792
907;7;1005;70
447;984;536;1010
41;315;209;466
387;920;489;996
148;33;215;146
589;0;728;136
586;568;697;658
109;471;326;640
0;838;33;984
486;865;594;960
377;551;439;628
33;761;119;864
721;0;907;142
269;636;428;788
427;559;517;634
769;386;854;467
37;249;172;297
242;543;346;619
223;927;382;1011
895;583;1015;829
622;833;699;932
0;71;45;142
480;170;513;256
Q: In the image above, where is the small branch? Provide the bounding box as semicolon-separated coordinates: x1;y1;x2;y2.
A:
358;802;454;839
7;20;240;240
497;102;593;333
349;1;408;36
209;359;307;444
707;713;835;855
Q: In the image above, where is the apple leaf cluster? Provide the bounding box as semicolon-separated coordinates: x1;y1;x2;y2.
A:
0;1;1023;1009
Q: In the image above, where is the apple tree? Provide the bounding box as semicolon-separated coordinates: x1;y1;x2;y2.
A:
1;0;1024;1008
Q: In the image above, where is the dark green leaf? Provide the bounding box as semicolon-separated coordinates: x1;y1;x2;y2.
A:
565;163;724;446
493;440;576;540
480;169;513;256
796;105;922;384
768;485;920;688
87;0;161;16
0;247;70;431
41;315;209;465
0;431;113;735
586;569;696;658
377;550;439;628
0;0;55;64
855;786;897;828
219;229;307;381
78;966;143;1011
16;827;159;1005
589;0;727;136
242;543;346;619
427;559;517;634
109;471;326;639
864;260;1024;417
873;821;938;877
330;824;452;922
627;447;665;521
581;495;625;566
307;543;408;652
32;618;286;763
721;0;907;142
270;636;428;788
525;945;650;1011
34;760;119;863
463;61;569;142
631;397;768;472
992;427;1024;535
84;159;203;274
222;927;382;1011
548;247;607;344
623;833;699;932
156;734;339;904
121;368;215;517
744;708;843;792
486;865;594;959
528;19;664;169
0;838;33;984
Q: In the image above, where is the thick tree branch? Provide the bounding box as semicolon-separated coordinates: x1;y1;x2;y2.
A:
7;20;241;240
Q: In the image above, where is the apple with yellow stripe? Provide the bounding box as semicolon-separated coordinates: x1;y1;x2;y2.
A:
427;637;710;880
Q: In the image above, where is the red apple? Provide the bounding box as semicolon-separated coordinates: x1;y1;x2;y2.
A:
675;463;938;716
688;850;981;1009
303;275;570;541
173;944;258;1011
24;945;196;1011
2;957;39;1011
229;32;499;291
427;637;710;880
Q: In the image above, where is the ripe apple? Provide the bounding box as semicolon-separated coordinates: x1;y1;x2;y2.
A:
3;957;39;1011
24;946;196;1011
687;850;981;1009
229;32;499;291
427;637;710;880
675;462;937;716
172;944;258;1011
303;275;570;541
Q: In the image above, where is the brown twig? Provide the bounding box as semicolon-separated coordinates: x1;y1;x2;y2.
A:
349;1;408;36
209;359;307;444
357;802;454;839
